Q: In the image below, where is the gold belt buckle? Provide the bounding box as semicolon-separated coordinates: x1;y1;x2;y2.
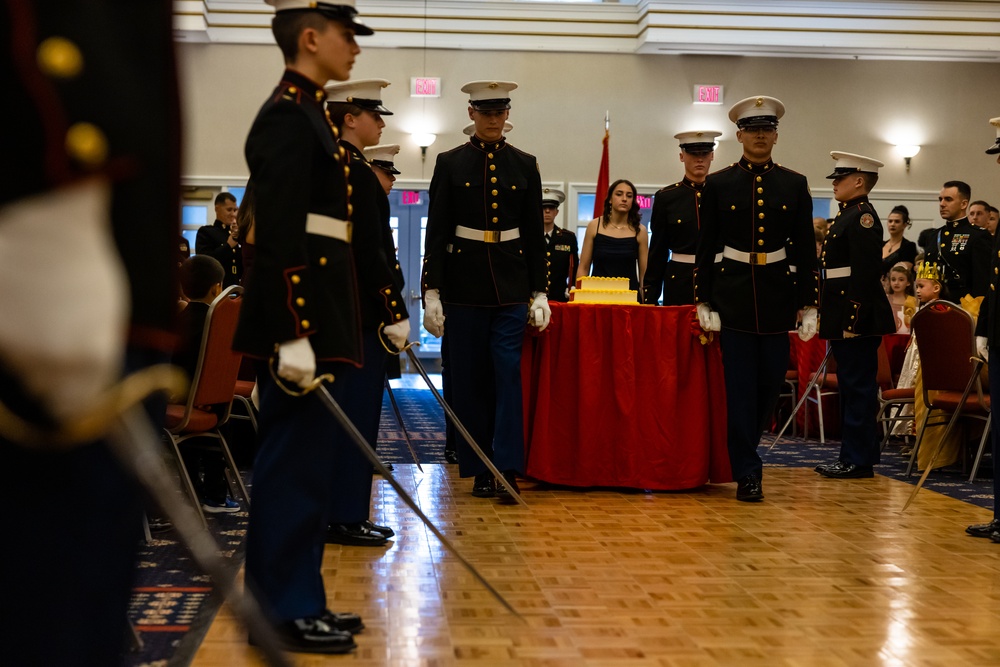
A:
483;229;500;243
749;251;766;266
344;221;353;243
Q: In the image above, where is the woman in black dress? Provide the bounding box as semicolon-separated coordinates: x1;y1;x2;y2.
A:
881;204;917;277
577;178;648;299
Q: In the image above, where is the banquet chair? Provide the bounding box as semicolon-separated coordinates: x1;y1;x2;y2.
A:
230;379;258;434
773;351;800;436
803;347;838;443
905;300;990;477
163;285;249;526
876;339;915;450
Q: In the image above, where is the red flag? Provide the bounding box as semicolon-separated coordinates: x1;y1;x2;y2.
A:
592;127;610;221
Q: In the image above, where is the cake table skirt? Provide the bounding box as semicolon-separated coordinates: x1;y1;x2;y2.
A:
521;302;732;490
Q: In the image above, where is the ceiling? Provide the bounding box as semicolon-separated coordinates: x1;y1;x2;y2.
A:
173;1;1000;62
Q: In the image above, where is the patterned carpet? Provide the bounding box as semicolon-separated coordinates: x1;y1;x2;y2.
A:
125;388;995;665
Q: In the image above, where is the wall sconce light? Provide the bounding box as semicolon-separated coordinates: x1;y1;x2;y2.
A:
412;133;437;161
895;144;921;172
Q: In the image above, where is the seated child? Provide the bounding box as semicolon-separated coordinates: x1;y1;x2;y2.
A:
175;255;240;513
886;263;916;334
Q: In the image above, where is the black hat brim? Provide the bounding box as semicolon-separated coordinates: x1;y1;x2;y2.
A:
986;140;1000;155
308;5;375;36
470;98;511;111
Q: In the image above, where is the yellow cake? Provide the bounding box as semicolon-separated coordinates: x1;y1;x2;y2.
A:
569;276;638;304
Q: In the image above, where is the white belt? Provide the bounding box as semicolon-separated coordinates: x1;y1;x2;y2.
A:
306;214;352;243
668;252;695;264
455;225;520;244
823;267;851;279
722;246;787;266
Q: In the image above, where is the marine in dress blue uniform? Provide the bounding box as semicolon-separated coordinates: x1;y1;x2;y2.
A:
812;153;895;479
232;0;377;655
924;181;992;300
644;131;720;305
694;96;819;502
421;81;549;500
324;80;408;548
541;188;578;302
0;2;180;664
363;142;407;381
967;117;1000;542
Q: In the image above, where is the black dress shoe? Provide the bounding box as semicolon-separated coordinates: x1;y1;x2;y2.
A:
495;470;520;504
817;461;874;479
326;522;389;546
472;471;495;498
255;617;356;654
736;473;764;502
319;609;364;634
362;519;395;539
444;449;459;464
966;518;1000;538
990;531;1000;544
814;460;841;473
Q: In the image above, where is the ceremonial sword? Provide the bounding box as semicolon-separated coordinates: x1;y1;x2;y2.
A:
766;346;833;453
383;377;423;472
901;356;984;511
403;344;528;507
270;362;524;621
0;365;291;667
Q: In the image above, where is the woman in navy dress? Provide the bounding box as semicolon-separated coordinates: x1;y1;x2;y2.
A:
577;178;648;298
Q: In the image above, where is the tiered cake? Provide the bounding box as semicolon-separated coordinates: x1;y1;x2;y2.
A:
568;276;638;304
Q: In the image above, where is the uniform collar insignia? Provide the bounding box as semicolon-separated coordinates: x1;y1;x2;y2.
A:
280;68;325;105
738;155;774;172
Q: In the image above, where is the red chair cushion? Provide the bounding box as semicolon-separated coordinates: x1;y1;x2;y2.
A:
164;404;219;432
881;388;915;401
234;380;255;398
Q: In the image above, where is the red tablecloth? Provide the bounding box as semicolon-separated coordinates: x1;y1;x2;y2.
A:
521;303;732;490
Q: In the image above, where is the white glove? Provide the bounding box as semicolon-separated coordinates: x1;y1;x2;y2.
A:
0;180;128;424
696;303;721;332
529;292;551;331
423;289;445;338
383;318;411;350
976;336;989;363
277;337;316;388
798;307;818;341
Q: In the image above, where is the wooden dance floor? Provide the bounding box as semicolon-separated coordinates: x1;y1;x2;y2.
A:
193;464;1000;666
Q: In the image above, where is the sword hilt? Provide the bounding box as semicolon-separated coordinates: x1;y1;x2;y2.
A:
376;322;418;356
266;354;335;397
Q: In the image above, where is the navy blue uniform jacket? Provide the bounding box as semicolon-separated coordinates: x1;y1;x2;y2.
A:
694;157;819;333
818;196;894;339
235;70;361;364
422;137;547;305
644;177;705;305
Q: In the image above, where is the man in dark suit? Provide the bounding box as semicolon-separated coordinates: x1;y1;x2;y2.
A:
196;192;243;286
925;180;991;299
644;130;720;305
232;0;378;655
421;80;548;500
694;95;819;502
813;152;895;478
0;1;180;664
541;187;578;302
967;116;1000;542
324;79;409;548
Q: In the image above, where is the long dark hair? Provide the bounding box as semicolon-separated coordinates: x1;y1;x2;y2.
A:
235;180;255;244
889;204;911;226
601;178;641;234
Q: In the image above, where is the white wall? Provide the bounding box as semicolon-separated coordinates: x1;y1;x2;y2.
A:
178;42;1000;220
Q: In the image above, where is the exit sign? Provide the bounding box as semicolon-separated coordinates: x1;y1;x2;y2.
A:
401;191;423;205
693;85;723;105
410;77;441;98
